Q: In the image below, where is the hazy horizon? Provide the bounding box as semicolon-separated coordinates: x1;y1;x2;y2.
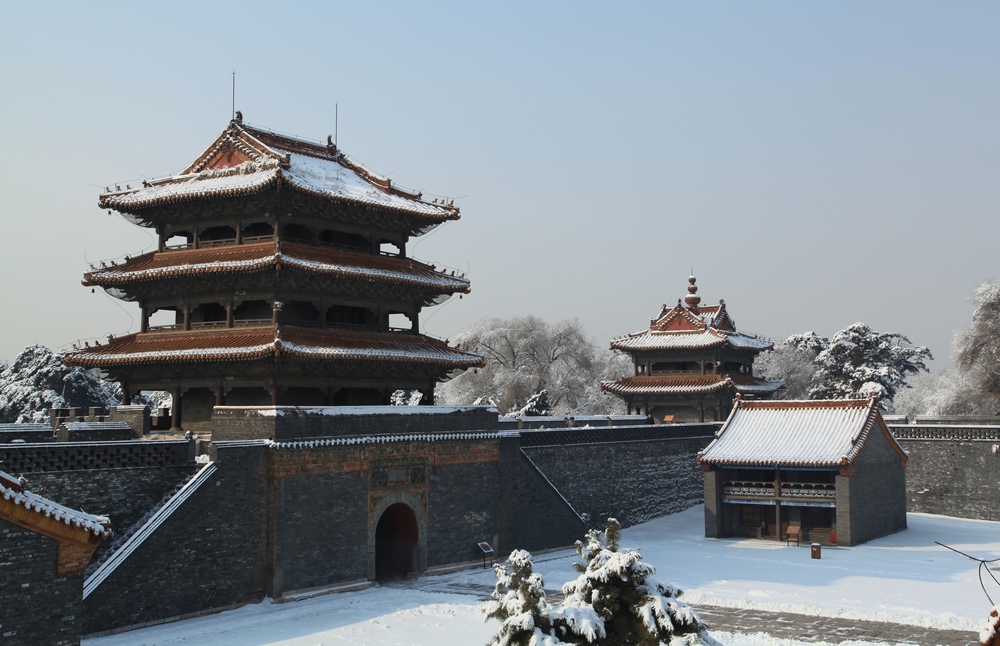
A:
2;2;997;371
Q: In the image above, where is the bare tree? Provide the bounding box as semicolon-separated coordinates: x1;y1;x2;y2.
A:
436;316;625;416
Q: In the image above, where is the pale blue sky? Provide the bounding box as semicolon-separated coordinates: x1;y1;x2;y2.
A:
1;2;997;369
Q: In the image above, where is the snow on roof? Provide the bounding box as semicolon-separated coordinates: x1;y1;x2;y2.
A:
99;121;458;221
698;397;899;468
610;277;772;353
611;328;772;351
84;242;470;294
0;470;110;538
279;150;450;217
61;422;133;431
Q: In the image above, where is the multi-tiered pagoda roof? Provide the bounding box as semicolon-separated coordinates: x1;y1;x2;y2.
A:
601;276;781;422
67;116;481;432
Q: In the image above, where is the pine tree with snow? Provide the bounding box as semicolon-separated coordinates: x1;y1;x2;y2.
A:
514;390;554;417
482;549;561;646
810;322;931;409
552;519;720;646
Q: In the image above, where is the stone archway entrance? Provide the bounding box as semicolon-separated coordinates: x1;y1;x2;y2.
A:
367;491;428;581
374;503;419;580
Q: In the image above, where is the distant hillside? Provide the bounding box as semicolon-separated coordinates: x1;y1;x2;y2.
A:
0;344;119;423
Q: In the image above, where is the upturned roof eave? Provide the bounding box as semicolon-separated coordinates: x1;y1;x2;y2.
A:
80;243;472;294
64;327;484;369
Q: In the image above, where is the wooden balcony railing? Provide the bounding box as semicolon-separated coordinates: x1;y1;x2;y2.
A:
147;324;184;332
233;319;272;328
722;481;837;499
242;235;274;244
190;321;228;330
198;238;237;249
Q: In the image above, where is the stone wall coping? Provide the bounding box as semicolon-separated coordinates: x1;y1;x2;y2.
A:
213;405;499;418
271;431;499;449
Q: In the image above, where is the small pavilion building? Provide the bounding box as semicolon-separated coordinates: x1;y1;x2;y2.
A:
698;396;908;547
601;276;782;423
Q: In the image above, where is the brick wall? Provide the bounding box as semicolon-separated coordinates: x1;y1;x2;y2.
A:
83;442;269;634
0;519;84;645
522;429;715;529
496;435;587;556
0;440;189;473
837;426;907;546
27;466;196;564
897;438;1000;521
272;471;369;593
427;461;498;566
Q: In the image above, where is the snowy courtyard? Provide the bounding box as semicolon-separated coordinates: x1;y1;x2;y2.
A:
85;506;996;645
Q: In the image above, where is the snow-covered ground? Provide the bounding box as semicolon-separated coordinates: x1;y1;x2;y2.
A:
86;506;999;645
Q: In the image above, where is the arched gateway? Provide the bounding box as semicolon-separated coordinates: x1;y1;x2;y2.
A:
368;492;427;581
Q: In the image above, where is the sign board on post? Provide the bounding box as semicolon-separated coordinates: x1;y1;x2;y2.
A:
478;542;494;568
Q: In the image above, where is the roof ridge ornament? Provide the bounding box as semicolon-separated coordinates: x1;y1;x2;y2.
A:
684;274;701;310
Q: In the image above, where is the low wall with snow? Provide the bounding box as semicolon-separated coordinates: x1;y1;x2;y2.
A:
212;405;499;441
892;424;1000;521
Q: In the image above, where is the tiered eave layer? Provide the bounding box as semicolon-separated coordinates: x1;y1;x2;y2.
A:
600;374;784;397
83;241;470;294
610;328;773;351
65;327;484;369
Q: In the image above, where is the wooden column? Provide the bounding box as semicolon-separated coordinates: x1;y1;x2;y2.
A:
226;299;234;328
140;307;149;333
270;386;279;406
183;303;191;331
171;387;182;431
774;468;782;541
120;386;131;406
215;386;225;407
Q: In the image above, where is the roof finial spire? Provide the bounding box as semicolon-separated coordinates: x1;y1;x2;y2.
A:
684;273;701;309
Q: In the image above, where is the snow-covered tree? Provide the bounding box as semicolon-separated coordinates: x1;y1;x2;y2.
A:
390;389;423;406
757;325;930;411
552;519;720;645
952;281;1000;414
512;390;554;417
484;521;719;646
755;332;828;399
0;345;119;423
810;322;931;409
893;281;1000;417
482;549;558;646
437;316;625;416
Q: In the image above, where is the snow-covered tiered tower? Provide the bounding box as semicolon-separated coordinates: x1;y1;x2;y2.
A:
601;276;782;423
67;116;481;432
